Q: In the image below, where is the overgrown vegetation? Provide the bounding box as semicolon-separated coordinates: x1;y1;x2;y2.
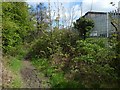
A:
30;32;119;88
2;2;120;88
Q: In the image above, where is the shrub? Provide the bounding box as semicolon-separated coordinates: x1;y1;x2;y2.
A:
27;30;79;59
68;39;118;88
30;32;118;88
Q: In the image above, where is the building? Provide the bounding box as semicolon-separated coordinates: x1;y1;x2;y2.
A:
119;1;120;8
83;1;120;37
84;11;114;37
84;12;120;37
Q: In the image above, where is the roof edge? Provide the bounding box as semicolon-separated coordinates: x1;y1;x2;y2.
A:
84;11;107;16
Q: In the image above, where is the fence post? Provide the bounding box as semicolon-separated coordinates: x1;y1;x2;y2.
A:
107;12;109;37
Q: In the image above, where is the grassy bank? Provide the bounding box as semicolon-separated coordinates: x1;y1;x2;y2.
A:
2;56;23;88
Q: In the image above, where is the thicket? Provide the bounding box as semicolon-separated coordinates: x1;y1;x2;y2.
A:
29;29;118;88
2;2;120;88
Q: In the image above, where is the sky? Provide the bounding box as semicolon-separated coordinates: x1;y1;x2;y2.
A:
27;0;120;27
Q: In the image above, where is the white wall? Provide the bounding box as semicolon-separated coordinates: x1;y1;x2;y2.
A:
118;1;120;8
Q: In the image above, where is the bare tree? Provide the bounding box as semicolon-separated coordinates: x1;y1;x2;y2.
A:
48;2;82;30
65;2;82;29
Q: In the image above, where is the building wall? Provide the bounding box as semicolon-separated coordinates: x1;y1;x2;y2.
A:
118;1;120;8
84;12;114;37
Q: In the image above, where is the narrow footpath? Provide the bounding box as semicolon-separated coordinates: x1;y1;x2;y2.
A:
20;60;51;88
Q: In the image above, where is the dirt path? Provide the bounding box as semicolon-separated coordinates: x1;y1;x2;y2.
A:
20;60;51;88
